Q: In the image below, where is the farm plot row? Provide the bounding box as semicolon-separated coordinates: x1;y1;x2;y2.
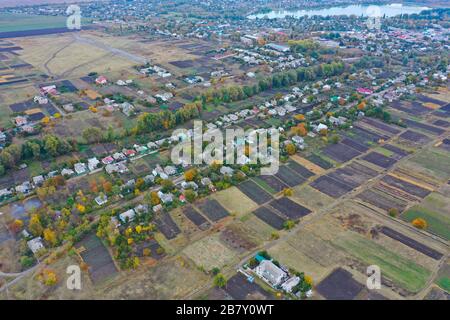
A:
379;226;443;260
195;199;230;222
310;162;378;198
182;205;210;230
154;213;181;240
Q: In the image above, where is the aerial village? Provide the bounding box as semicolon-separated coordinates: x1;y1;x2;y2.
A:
0;0;449;301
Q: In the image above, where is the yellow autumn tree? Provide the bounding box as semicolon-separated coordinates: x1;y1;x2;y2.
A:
285;143;296;155
29;214;43;236
412;218;427;229
184;168;198;181
43;228;57;246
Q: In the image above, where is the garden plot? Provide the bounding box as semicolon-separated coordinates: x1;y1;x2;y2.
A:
360;117;401;135
212;186;258;217
333;232;432;293
254;175;288;193
406;147;450;180
306;153;334;169
379;226;443;260
381;175;432;199
361;151;397;169
322;143;361;163
182;205;210;230
432;119;450;128
268;241;328;282
274;165;307;187
290;155;325;175
292;184;334;211
401;118;445;136
237;180;273;204
195;199;230;222
77;233;118;285
154;212;181;240
182;234;238;270
390;100;430;116
268;197;311;220
353;124;389;141
224;273;272;300
356;189;407;213
219;227;256;254
401;198;450;241
310;175;353;198
340;137;369;153
327;166;370;189
382;144;409;159
416;94;448;107
316;268;364;300
285;160;315;179
398;130;431;145
253;206;286;230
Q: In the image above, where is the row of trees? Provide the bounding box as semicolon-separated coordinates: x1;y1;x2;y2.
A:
0;135;74;172
135;102;201;134
199;61;346;107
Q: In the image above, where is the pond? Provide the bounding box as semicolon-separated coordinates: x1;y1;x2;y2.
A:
247;3;430;19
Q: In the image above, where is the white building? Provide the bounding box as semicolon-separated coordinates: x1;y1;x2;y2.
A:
255;260;287;287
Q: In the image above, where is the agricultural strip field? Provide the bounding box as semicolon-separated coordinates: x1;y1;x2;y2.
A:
310;175;353;198
360;117;401;135
381;175;432;199
224;273;272;300
212;187;258;217
327;163;377;189
237;180;273;204
268;197;311;220
416;94;448;106
322;142;361;163
401;206;450;241
154;213;181;240
316;268;364;300
252;206;286;230
362;152;397;169
352;124;389;141
399;130;432;144
406;148;450;180
340;137;369;153
306;153;334;169
77;233;118;285
292;184;334;211
182;205;210;230
356;189;407;212
254;175;288;193
285;160;315;179
379;226;443;260
195;199;230;222
334;233;432;293
390;100;430;116
432;119;450;128
401;118;445;135
382;144;410;159
274;165;307;187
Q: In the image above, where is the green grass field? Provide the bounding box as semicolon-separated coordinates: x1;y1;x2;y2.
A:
335;233;432;293
401;205;450;241
436;277;450;292
0;14;91;33
408;148;450;180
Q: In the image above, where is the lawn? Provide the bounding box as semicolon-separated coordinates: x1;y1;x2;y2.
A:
334;233;432;293
401;206;450;241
